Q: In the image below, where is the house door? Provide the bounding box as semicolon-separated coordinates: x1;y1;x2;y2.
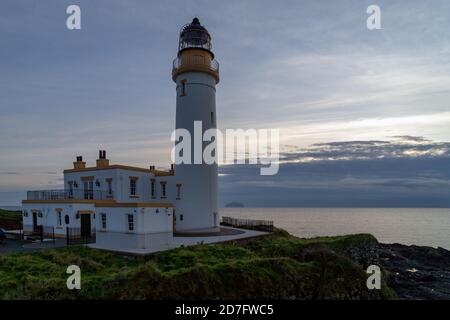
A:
172;210;176;231
80;214;91;237
32;212;38;231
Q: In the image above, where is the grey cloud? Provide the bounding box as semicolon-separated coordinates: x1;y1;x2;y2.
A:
390;136;431;142
281;137;450;163
219;137;450;207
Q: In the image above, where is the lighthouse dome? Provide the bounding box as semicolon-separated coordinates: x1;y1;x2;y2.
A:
178;18;212;54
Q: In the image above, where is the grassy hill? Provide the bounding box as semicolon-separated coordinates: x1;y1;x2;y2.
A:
0;209;22;230
0;229;396;299
0;209;21;220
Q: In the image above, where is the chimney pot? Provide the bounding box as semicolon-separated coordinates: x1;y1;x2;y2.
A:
96;150;109;168
74;156;86;169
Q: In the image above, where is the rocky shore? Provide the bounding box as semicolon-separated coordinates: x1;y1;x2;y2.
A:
378;243;450;300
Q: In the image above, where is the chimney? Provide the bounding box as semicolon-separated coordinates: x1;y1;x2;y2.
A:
73;156;86;170
96;150;110;168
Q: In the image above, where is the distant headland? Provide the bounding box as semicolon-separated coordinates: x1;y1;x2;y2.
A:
224;202;245;208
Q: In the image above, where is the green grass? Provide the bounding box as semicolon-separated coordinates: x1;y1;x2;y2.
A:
0;229;397;300
0;209;22;220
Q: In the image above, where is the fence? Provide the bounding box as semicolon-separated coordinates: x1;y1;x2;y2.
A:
66;227;96;245
22;224;55;242
221;216;274;232
172;56;219;72
27;189;112;201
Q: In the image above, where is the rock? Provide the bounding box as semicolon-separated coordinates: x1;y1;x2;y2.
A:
378;243;450;300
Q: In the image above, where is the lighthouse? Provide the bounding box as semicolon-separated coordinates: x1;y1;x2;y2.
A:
172;18;220;233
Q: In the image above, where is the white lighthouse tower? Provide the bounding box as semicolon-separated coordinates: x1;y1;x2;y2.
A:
172;18;220;233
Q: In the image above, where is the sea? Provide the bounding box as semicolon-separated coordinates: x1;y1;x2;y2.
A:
221;208;450;250
3;206;449;249
0;206;21;211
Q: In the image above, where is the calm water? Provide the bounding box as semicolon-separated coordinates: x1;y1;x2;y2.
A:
0;206;21;211
221;208;450;249
4;206;450;249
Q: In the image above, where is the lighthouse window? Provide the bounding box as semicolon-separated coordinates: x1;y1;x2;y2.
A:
180;214;184;221
180;80;187;96
176;183;182;200
211;111;214;125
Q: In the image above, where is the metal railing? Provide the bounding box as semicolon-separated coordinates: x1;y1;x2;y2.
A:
22;224;55;242
66;227;96;245
27;189;113;201
172;56;219;73
221;216;274;233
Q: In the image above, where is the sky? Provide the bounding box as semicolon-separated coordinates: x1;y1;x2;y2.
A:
0;0;449;206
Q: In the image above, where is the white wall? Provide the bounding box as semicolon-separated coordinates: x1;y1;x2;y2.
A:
63;168;176;205
95;206;173;234
95;206;174;249
174;71;219;231
22;203;96;236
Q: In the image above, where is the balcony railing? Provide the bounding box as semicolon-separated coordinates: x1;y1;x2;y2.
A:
26;189;113;201
172;56;219;73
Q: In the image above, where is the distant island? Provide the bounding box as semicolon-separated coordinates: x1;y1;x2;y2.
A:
224;202;245;208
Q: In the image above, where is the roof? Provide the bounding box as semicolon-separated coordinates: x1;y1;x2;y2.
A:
63;164;174;176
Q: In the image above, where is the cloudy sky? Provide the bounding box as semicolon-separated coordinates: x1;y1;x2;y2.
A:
1;0;449;206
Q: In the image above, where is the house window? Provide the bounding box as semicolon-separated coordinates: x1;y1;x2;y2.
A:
180;79;186;96
160;181;167;198
106;178;113;196
83;180;94;200
57;211;62;226
151;179;156;198
127;214;134;231
180;214;184;221
68;181;74;198
101;213;107;229
65;215;70;225
176;183;182;200
129;177;138;196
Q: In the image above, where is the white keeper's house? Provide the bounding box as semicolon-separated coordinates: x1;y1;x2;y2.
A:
21;18;224;251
